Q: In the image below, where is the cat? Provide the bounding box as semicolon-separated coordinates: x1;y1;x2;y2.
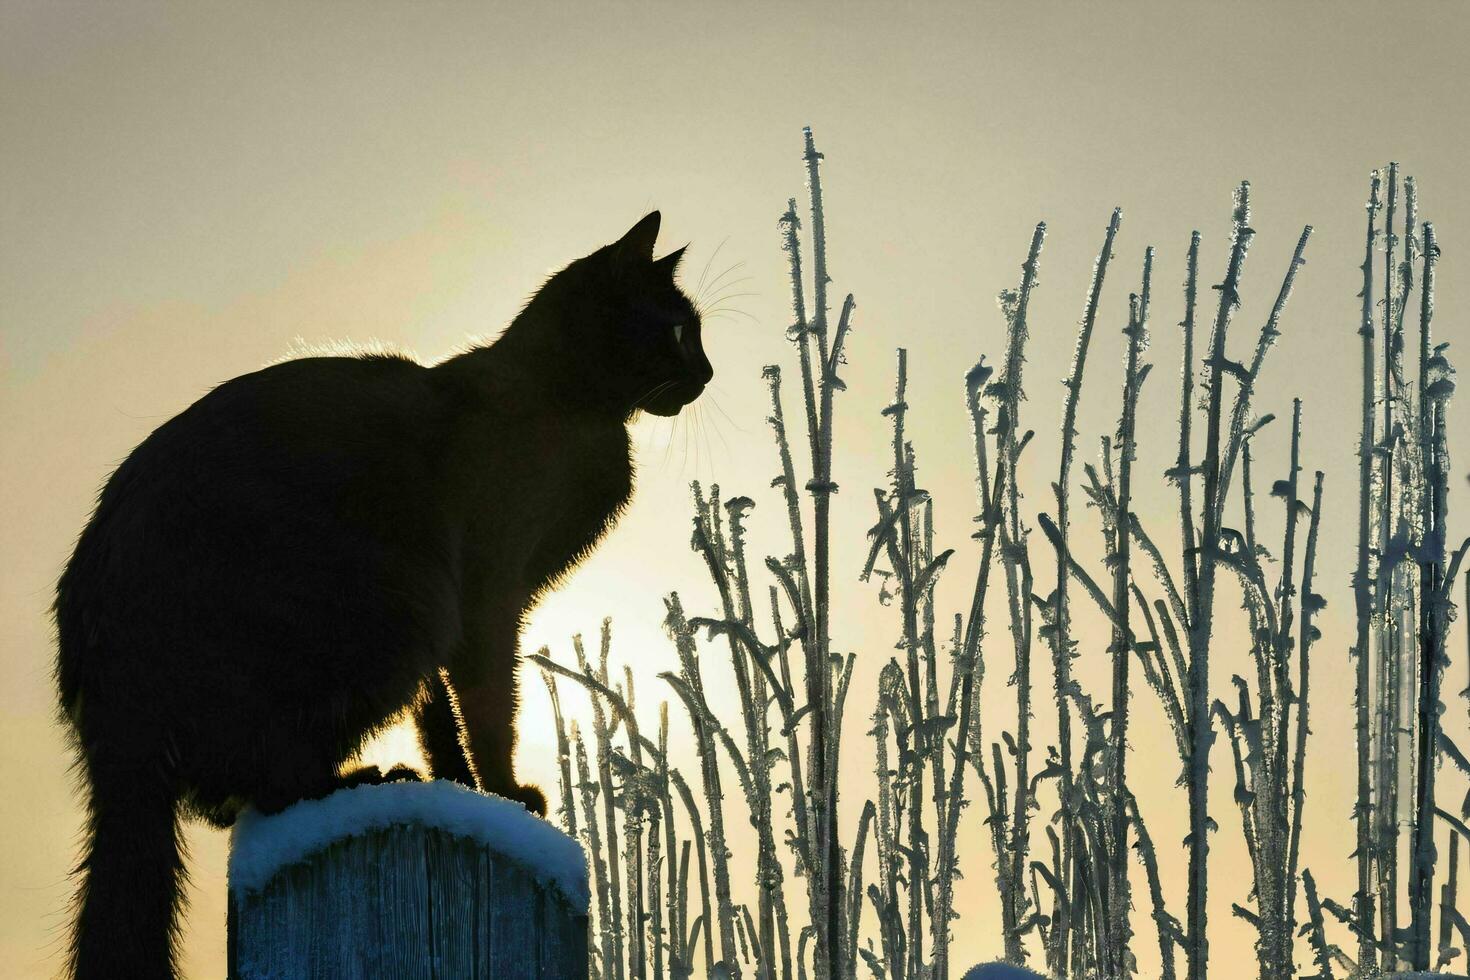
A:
52;210;711;979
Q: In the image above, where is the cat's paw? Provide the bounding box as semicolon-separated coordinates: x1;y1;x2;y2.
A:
507;783;548;817
381;764;424;783
337;764;385;789
337;764;423;790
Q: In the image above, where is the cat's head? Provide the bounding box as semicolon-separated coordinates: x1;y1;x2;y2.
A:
540;211;713;418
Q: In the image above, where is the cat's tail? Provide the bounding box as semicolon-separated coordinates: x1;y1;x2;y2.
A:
66;729;185;980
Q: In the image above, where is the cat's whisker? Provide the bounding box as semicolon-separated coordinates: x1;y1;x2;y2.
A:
697;265;749;307
695;290;754;321
646;416;665;457
676;408;686;476
703;396;736;452
696;259;745;305
653;417;674;467
706;392;745;434
696;412;707;476
689;404;701;475
701;255;744;288
692;237;730;298
700;291;759;315
634;412;666;454
702;273;752;299
704;287;758;304
644;380;679;407
703;308;760;325
666;411;681;474
629;378;678;412
696;404;719;476
661;412;678;470
681;406;693;476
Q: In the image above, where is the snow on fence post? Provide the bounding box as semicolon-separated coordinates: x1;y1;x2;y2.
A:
226;780;589;979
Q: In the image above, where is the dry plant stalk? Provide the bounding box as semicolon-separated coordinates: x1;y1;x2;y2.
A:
534;140;1466;980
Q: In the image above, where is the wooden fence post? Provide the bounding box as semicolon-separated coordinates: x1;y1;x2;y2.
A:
227;780;589;979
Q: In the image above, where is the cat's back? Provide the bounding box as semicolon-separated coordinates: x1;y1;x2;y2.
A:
187;352;436;464
58;353;453;629
94;352;439;515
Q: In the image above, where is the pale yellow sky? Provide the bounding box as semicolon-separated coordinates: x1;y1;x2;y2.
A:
3;2;1469;977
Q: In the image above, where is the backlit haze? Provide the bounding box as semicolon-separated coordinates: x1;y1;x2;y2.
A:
3;2;1469;976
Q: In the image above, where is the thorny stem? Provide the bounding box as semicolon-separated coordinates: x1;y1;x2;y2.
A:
1284;468;1326;959
1187;181;1254;980
1373;162;1402;973
1353;172;1382;967
1410;220;1444;971
996;223;1047;967
573;723;617;980
1050;205;1122;978
691;484;789;980
577;630;629;980
801;124;846;980
1174;231;1202;629
1106;251;1151;976
935;402;1007;980
663;596;743;976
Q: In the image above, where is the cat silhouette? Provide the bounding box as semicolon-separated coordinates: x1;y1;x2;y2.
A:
53;211;710;979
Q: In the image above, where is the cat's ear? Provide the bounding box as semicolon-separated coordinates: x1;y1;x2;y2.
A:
613;211;661;270
651;245;687;280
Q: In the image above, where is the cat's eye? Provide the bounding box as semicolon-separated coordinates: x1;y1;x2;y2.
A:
673;324;684;345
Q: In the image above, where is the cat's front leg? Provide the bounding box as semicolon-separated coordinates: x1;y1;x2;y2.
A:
413;668;477;788
430;609;547;815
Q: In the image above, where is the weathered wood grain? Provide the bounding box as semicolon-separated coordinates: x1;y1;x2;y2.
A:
230;823;589;978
